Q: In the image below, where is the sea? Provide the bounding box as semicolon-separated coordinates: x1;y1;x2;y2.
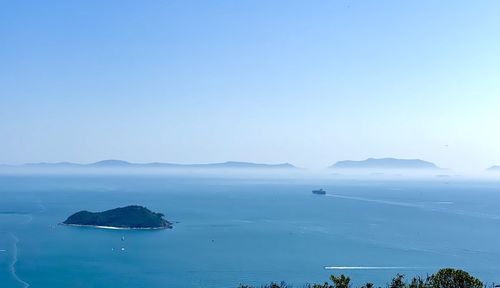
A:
1;174;500;288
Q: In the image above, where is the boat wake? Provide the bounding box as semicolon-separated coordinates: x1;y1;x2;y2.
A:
9;234;30;288
326;194;421;209
36;199;46;213
325;266;420;270
326;194;500;221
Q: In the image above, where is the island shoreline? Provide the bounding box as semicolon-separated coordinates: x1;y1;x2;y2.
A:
60;223;171;230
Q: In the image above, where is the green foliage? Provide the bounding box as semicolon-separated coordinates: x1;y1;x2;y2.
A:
330;274;351;288
408;276;426;288
264;282;290;288
427;268;483;288
240;268;485;288
63;205;171;228
238;281;290;288
390;274;406;288
309;282;332;288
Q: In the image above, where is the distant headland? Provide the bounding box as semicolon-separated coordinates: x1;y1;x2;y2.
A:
330;158;440;170
62;205;172;230
486;165;500;172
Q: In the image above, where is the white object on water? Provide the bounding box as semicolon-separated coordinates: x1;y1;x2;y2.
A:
121;247;125;251
325;266;417;270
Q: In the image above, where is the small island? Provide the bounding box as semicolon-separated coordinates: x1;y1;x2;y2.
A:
487;165;500;172
62;205;172;230
330;158;440;170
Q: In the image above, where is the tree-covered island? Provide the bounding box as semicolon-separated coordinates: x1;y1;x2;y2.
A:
62;205;172;229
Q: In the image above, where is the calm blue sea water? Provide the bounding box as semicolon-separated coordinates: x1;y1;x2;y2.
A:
1;175;500;287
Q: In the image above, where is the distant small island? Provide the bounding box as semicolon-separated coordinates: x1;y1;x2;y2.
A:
330;158;440;170
62;205;172;229
487;165;500;172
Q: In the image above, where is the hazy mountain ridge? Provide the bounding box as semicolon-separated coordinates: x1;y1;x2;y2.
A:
486;166;500;172
23;160;298;169
330;158;440;170
4;159;499;173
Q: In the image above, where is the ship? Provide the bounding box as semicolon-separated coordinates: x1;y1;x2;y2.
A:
312;188;326;195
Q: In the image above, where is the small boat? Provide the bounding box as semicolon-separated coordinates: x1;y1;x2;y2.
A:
312;189;326;195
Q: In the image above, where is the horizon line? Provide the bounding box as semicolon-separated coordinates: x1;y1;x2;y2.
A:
0;158;499;172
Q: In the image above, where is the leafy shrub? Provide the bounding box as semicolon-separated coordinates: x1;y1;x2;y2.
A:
240;268;484;288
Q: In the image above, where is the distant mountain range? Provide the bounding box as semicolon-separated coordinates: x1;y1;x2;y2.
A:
1;159;497;172
330;158;440;170
23;160;298;170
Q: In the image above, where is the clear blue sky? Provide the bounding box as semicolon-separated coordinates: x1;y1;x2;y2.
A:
1;0;499;171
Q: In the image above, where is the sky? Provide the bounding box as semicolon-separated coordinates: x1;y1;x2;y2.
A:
1;0;500;171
